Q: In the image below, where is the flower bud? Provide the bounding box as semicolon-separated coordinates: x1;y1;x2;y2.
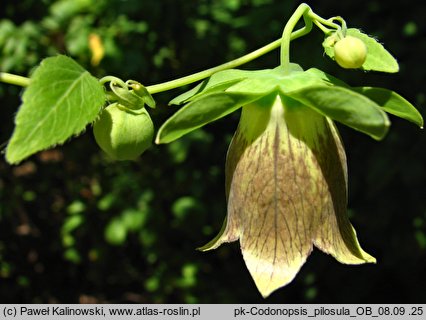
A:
334;36;367;69
93;103;154;160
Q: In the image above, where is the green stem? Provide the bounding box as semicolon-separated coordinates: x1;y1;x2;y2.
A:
99;75;126;87
310;13;342;31
145;19;317;95
312;16;345;37
145;38;281;94
330;16;347;35
280;3;312;73
0;72;30;87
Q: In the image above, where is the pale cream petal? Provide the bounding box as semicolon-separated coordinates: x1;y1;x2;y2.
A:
227;95;323;297
312;119;375;263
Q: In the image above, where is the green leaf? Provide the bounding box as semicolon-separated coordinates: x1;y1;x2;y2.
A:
287;85;390;140
156;92;260;144
110;85;146;110
353;87;424;128
323;28;399;73
6;55;105;164
170;64;306;105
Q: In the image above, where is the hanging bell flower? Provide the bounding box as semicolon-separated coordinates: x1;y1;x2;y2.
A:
156;60;422;297
200;93;375;297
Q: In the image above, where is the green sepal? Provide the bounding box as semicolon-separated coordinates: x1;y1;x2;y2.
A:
303;68;349;87
197;217;228;251
353;87;424;128
226;65;340;95
170;63;304;105
156;92;261;144
287;85;390;140
323;28;399;73
169;69;257;105
5;55;105;164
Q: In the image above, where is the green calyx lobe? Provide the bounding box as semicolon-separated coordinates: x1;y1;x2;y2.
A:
157;64;421;145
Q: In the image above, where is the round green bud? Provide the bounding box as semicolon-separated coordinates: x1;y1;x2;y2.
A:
93;103;154;160
333;36;367;69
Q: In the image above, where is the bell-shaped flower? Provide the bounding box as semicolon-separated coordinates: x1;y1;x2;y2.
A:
200;93;375;297
156;64;423;297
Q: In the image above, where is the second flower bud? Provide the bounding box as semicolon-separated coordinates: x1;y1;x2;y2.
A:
333;36;367;69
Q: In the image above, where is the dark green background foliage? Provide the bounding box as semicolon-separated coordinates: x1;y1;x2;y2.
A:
0;0;425;303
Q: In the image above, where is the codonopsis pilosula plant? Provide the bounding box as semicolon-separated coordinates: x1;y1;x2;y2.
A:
1;2;423;299
156;4;423;297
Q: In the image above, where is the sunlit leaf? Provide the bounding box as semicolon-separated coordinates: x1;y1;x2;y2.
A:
6;55;105;164
353;87;423;128
287;85;390;140
170;64;304;105
347;29;399;73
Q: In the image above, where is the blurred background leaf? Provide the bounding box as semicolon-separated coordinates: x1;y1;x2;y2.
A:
0;0;425;303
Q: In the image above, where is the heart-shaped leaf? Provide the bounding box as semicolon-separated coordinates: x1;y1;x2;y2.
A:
6;55;105;164
347;29;399;73
170;64;304;105
226;67;335;95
